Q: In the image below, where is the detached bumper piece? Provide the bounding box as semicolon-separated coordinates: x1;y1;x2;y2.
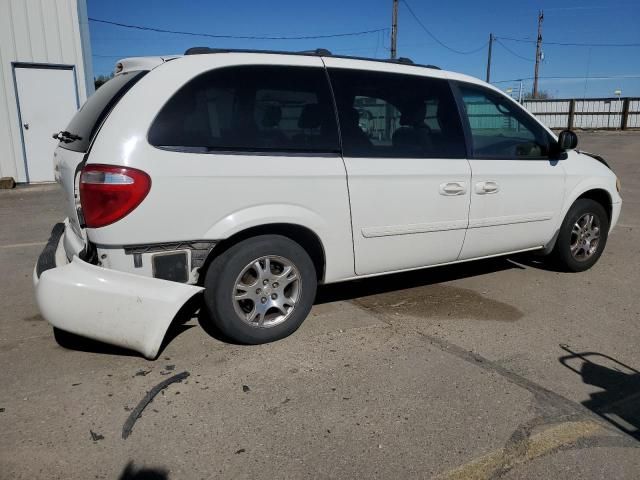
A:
34;233;204;359
36;223;65;278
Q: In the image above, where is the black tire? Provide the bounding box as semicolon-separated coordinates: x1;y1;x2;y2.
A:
552;198;609;272
203;235;317;344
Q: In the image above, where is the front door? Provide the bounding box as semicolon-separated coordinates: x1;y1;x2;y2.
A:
14;65;78;182
326;63;471;275
455;83;565;260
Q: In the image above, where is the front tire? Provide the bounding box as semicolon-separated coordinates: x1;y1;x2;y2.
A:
552;199;609;272
203;235;317;344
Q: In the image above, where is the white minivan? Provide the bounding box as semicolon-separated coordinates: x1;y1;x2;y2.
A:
35;48;622;359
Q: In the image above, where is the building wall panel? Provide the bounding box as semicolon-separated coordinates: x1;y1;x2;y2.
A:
0;0;92;182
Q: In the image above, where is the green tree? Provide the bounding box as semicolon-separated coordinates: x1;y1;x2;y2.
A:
94;73;114;90
524;90;552;100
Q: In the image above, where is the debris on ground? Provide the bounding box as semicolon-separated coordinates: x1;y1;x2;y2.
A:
71;383;81;386
0;177;16;189
90;430;104;441
165;364;175;371
122;371;189;439
235;448;246;454
0;407;5;413
134;369;151;377
389;300;408;308
242;385;250;393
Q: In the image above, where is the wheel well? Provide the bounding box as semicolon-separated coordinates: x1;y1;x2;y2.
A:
199;224;326;284
577;189;612;222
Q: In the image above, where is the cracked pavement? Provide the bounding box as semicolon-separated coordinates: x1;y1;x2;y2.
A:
1;131;639;479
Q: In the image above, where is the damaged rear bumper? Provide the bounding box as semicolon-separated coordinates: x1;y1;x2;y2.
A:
34;226;204;359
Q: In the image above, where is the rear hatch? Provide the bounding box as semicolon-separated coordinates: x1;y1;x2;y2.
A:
53;71;147;255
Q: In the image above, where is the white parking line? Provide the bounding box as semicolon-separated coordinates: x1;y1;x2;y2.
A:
0;241;46;249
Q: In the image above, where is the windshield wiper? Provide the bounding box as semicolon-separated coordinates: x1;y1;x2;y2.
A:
52;131;83;143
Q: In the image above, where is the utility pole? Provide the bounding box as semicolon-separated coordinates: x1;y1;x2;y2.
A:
486;33;493;82
386;0;399;140
533;10;544;98
390;0;399;59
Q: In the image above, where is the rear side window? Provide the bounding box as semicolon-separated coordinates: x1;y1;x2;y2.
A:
61;71;146;153
328;68;466;158
148;66;340;153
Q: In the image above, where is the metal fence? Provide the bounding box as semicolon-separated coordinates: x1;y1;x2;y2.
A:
522;98;640;130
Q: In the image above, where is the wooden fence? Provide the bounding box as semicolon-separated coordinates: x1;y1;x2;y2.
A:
522;98;640;130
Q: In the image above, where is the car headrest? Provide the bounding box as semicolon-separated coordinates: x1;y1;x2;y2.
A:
344;107;361;127
298;104;322;129
437;103;458;131
399;102;427;127
261;105;282;128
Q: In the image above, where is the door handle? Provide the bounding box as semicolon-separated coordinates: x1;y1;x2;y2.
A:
23;123;29;130
475;181;499;194
440;182;467;196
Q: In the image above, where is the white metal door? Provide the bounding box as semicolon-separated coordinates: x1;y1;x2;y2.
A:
345;157;471;275
456;83;565;259
14;66;78;182
325;62;472;276
460;159;565;259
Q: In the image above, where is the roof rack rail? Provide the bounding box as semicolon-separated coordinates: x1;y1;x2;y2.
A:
182;47;440;70
391;57;414;65
185;47;331;56
185;47;229;55
298;48;332;56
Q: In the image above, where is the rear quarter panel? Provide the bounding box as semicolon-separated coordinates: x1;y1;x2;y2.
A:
83;54;355;282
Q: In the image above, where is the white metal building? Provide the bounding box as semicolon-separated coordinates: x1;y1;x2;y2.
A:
0;0;93;183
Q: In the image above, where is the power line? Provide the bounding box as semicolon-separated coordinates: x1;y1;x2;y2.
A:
497;36;640;48
492;74;640;84
495;39;534;62
88;17;387;40
92;54;132;58
401;0;487;55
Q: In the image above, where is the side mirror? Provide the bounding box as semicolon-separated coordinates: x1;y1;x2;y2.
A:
557;130;578;151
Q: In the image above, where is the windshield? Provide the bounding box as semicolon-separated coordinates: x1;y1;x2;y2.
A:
60;70;146;152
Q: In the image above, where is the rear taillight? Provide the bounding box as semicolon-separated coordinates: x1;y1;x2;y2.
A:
79;164;151;228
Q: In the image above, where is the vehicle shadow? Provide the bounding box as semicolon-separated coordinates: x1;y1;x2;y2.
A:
54;254;534;356
197;255;525;342
559;344;640;440
508;252;567;273
316;255;524;304
119;461;168;480
52;296;199;358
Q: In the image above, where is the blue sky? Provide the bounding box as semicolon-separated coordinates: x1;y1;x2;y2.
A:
88;0;640;98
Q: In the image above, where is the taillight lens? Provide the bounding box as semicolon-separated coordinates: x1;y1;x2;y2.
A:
79;164;151;228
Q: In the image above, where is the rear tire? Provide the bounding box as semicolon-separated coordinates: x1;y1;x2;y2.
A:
552;199;609;272
203;235;317;344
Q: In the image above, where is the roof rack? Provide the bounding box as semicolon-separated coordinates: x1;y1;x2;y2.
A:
184;47;332;56
183;47;440;70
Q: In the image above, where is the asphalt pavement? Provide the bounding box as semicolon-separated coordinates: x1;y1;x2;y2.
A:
0;131;638;479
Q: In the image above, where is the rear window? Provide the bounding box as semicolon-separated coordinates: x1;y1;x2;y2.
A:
60;70;146;152
148;65;340;153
